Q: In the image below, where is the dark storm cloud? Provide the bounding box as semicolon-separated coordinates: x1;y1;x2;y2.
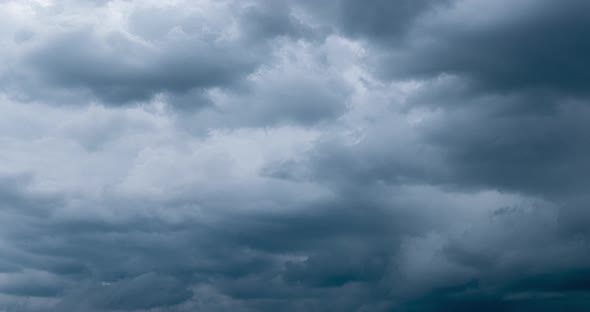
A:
0;0;353;128
24;29;256;105
58;273;192;311
3;0;315;110
264;0;590;310
2;0;590;311
238;0;314;41
0;176;403;311
362;0;590;95
422;95;590;197
336;0;448;40
295;0;448;41
290;0;590;197
17;28;262;107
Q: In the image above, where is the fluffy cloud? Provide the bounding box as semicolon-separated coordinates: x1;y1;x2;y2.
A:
1;0;590;311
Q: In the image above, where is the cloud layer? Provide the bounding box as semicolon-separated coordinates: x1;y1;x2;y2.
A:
1;0;590;311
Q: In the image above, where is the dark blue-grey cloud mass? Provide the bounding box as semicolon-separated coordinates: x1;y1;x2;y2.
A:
1;0;590;311
356;0;590;95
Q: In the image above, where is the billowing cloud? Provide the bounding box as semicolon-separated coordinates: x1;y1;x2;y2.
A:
1;0;590;311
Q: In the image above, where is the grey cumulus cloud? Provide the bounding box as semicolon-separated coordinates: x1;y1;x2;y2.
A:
1;0;590;311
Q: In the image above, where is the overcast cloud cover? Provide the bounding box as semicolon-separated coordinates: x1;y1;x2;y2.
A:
0;0;590;311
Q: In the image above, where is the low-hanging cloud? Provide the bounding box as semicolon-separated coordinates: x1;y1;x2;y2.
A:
0;0;590;311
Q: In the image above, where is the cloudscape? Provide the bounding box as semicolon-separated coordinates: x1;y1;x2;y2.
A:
1;0;590;311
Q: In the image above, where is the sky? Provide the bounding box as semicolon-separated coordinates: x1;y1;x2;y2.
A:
0;0;589;311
